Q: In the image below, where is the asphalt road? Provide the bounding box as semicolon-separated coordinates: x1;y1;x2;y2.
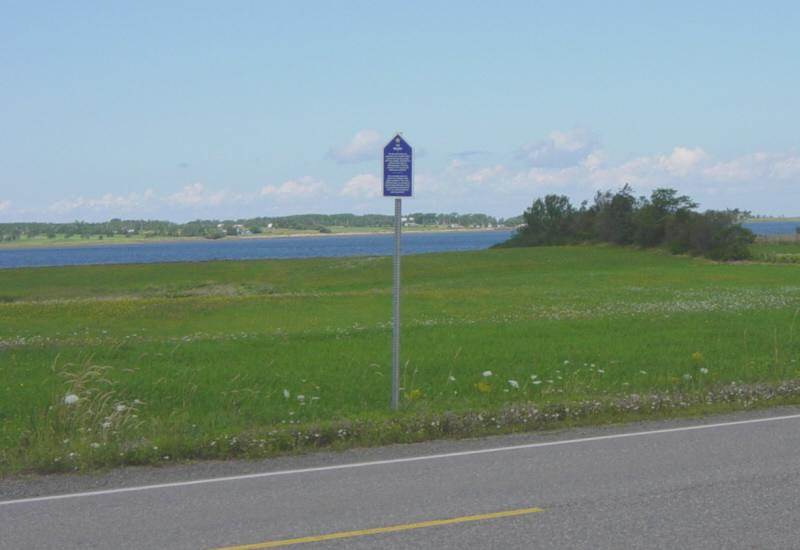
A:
3;407;800;549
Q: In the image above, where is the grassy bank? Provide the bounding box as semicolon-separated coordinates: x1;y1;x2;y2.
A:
1;245;799;474
0;226;504;249
751;240;800;263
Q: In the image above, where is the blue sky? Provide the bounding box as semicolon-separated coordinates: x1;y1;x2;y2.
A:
2;1;799;222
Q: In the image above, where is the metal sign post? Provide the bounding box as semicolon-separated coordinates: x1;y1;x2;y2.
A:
383;133;413;410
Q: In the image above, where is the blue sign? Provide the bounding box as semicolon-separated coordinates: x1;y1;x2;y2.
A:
383;134;413;197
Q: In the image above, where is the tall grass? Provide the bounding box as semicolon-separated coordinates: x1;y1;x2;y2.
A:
1;246;799;474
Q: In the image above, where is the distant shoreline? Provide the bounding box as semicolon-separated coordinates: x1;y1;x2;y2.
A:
746;218;800;223
0;227;511;251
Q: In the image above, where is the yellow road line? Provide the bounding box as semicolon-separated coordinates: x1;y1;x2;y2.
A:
216;506;544;549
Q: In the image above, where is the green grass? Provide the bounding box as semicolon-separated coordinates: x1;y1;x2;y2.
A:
1;245;799;475
751;241;800;263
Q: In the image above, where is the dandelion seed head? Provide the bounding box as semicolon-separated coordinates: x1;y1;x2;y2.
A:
63;394;79;405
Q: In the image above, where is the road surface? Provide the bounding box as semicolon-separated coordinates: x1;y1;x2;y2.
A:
2;407;800;549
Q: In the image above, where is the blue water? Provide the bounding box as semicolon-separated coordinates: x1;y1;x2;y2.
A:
0;230;514;269
743;221;800;236
1;222;795;270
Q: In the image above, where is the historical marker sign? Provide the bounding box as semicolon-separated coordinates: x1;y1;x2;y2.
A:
382;133;413;410
383;134;413;197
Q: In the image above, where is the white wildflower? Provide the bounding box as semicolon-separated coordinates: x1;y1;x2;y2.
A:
699;367;709;374
683;374;693;381
448;375;456;382
90;442;100;449
282;389;290;399
530;374;538;380
482;370;493;377
296;394;305;402
507;379;519;389
639;370;648;375
115;404;126;412
63;394;79;405
532;380;542;385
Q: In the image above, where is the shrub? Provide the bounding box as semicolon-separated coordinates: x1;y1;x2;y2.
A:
497;187;754;261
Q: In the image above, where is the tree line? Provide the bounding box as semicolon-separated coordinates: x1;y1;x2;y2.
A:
495;186;755;260
0;212;511;241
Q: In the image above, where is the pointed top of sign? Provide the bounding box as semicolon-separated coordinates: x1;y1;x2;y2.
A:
385;133;411;150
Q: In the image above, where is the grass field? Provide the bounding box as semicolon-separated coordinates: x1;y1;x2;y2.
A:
751;240;800;263
1;244;799;475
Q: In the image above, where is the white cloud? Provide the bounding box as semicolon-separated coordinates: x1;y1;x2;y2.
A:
517;128;600;168
442;134;800;211
703;151;800;183
658;147;710;176
466;164;507;184
340;173;380;199
167;183;231;207
49;190;155;213
261;176;326;199
328;130;382;164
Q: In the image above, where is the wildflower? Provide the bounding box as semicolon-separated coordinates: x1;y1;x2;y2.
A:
682;374;693;381
101;421;112;429
597;369;605;374
563;360;570;365
63;394;79;405
448;375;456;382
532;380;542;385
530;374;538;380
475;380;491;393
90;443;100;449
482;370;493;377
507;379;519;389
699;367;709;374
296;394;305;402
405;388;422;401
639;370;648;375
115;404;127;412
282;389;290;399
